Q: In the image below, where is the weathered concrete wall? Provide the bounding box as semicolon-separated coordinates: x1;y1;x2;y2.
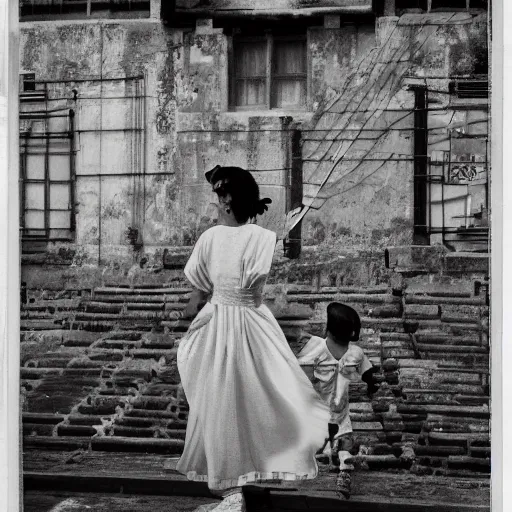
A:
20;20;185;267
19;10;488;284
299;13;488;256
174;0;373;13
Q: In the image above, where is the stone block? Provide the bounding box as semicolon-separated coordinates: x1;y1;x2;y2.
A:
444;253;489;274
385;245;447;273
404;304;440;319
91;436;184;454
352;421;383;431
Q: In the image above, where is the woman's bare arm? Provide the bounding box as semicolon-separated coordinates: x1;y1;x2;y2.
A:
181;288;210;320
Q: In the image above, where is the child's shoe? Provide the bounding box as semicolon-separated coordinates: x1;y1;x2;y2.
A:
336;470;351;500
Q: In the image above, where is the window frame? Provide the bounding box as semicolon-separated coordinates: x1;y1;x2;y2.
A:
395;0;487;13
228;32;309;112
19;109;77;243
19;0;150;22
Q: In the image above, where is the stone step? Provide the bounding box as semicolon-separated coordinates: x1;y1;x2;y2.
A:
416;344;488;354
127;303;167;311
402;398;488;409
57;425;97;437
424;421;489;435
406;296;486;306
21;311;62;320
357;454;409;470
71;311;181;321
111;426;186;439
103;332;144;341
23;423;57;436
290;294;400;304
400;368;485;385
82;303;124;314
402;385;486;396
418;354;488;365
287;285;389;295
95;287;192;295
399;361;489;374
414;445;466;456
441;315;484;325
415;329;482;341
90;436;185;454
68;415;105;426
22;436;92;451
470;446;491;458
21;320;60;330
115;417;187;429
22;299;81;309
403;304;440;319
61;321;164;332
405;288;472;298
397;404;489;419
426;432;490;446
22;413;66;425
94;339;142;349
128;349;176;360
124;409;190;420
92;294;187;304
447;456;491;473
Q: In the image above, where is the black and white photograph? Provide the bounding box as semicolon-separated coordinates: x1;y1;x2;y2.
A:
0;0;503;511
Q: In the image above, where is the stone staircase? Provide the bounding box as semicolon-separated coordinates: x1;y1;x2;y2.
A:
20;280;490;478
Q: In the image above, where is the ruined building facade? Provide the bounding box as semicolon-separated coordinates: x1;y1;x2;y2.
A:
20;1;491;480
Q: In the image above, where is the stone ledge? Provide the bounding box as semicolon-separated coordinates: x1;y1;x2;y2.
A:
385;245;447;273
444;253;489;274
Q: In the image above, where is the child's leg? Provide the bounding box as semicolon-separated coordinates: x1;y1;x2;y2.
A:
335;433;355;500
328;423;340;470
337;433;355;471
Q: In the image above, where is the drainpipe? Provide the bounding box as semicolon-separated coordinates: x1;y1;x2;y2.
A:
285;129;303;259
412;85;429;245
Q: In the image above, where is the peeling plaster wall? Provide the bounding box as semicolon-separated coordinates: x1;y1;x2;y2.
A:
20;20;185;267
19;10;488;281
298;13;488;254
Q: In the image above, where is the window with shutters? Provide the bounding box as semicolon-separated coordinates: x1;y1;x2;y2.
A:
230;34;308;111
20;0;150;21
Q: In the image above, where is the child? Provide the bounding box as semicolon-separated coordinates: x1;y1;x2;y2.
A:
297;302;380;500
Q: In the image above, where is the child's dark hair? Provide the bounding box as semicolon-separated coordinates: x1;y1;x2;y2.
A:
206;166;272;224
326;302;361;342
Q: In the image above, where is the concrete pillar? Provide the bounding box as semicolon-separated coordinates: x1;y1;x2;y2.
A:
384;0;396;16
150;0;161;19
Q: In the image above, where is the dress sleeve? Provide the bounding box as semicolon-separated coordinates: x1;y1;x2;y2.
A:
260;230;277;276
297;337;324;366
184;232;213;293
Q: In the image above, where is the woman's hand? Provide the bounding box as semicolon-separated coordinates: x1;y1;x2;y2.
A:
180;288;210;320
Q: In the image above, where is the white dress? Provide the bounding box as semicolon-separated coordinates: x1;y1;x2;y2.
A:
176;224;330;491
297;337;373;436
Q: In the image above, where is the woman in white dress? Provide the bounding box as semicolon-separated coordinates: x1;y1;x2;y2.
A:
174;166;330;511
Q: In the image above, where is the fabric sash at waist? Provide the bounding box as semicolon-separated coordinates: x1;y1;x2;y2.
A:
210;286;263;307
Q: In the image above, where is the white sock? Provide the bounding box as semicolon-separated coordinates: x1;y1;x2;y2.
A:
338;450;354;471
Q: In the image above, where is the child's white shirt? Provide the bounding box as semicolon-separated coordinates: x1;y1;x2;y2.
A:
297;336;373;436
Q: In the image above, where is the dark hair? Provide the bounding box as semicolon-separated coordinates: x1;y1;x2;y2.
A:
326;302;361;342
206;166;272;224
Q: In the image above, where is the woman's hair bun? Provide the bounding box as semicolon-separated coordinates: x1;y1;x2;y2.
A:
255;198;272;216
